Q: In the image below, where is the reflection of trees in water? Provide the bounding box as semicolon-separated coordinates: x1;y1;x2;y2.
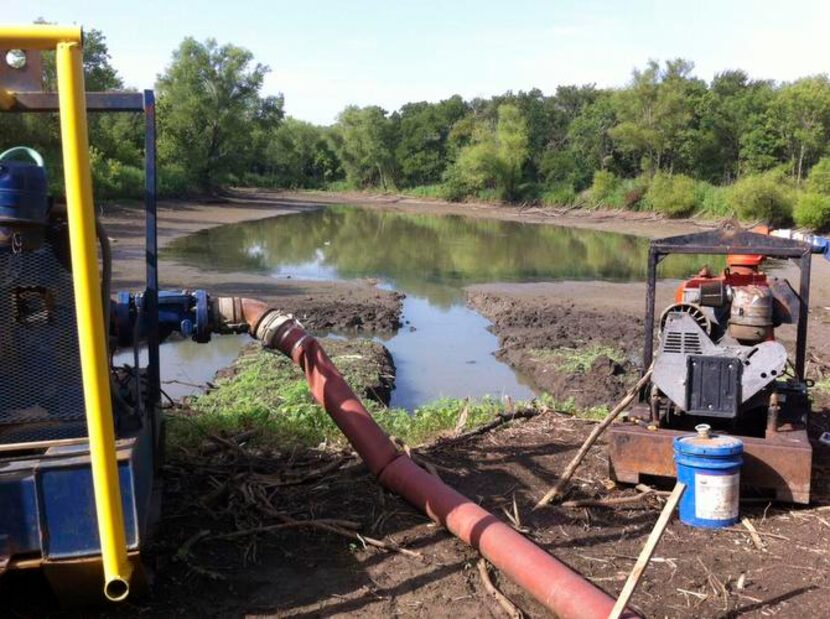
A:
165;206;716;305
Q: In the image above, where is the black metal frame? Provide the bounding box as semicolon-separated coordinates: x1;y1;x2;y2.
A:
1;90;162;419
643;229;812;381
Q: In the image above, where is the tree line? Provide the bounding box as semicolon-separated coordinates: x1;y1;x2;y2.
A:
2;27;830;230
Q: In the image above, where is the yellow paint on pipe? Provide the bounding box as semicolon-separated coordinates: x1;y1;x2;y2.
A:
0;88;14;111
55;41;132;602
0;25;82;49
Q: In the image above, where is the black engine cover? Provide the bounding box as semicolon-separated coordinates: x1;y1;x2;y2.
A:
686;355;742;418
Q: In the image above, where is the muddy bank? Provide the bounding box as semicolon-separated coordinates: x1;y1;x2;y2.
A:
264;188;710;238
468;286;649;408
100;198;403;333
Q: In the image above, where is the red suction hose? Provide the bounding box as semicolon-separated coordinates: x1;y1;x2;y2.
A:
216;298;638;619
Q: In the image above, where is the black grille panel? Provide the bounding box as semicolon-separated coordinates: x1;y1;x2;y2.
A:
0;421;87;445
0;227;86;427
662;331;703;355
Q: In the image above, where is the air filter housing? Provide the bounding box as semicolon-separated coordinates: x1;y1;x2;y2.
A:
0;147;50;226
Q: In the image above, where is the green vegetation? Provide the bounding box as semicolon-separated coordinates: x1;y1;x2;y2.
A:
725;172;794;226
7;24;830;230
156;38;281;191
645;173;697;217
589;170;619;207
168;342;527;451
166;339;619;453
814;378;830;395
529;344;625;374
807;157;830;194
795;192;830;231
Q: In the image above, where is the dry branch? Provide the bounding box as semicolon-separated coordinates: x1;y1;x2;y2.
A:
721;527;790;541
535;367;653;509
609;482;685;619
212;518;361;540
741;517;766;551
561;491;659;509
478;558;524;619
450;407;542;443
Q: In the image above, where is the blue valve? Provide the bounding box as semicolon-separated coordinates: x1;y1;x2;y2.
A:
113;289;213;346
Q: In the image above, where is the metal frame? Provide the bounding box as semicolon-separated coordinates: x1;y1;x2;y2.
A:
642;229;812;381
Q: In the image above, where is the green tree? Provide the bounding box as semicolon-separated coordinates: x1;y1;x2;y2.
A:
156;37;276;191
691;71;773;182
332;105;398;189
609;59;702;174
445;104;529;201
263;118;340;187
395;96;468;186
560;93;618;187
806;156;830;194
769;76;830;182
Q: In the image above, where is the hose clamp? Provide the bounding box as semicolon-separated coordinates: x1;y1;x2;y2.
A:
256;311;300;348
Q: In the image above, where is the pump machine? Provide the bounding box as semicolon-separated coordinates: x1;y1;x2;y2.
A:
609;227;829;503
0;26;246;601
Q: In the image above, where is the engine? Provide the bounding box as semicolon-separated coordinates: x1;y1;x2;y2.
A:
651;251;800;426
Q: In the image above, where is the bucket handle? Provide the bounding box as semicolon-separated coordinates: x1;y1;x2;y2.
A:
0;147;45;168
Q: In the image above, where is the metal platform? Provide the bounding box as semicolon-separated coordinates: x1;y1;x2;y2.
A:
608;421;812;503
0;432;154;578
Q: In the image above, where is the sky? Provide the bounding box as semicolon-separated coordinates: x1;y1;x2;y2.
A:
5;1;830;125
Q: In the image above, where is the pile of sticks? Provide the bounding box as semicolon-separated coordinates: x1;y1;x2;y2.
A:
166;432;423;570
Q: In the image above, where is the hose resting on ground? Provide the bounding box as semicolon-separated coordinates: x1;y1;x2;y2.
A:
212;298;638;619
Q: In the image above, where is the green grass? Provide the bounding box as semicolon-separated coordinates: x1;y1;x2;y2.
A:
528;344;625;374
165;342;614;455
324;179;354;192
814;378;830;394
167;344;528;452
405;184;446;199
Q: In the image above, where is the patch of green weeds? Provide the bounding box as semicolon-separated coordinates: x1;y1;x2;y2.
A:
529;344;625;374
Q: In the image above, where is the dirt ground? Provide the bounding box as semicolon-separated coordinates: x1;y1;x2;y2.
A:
467;288;646;408
10;404;828;618
6;190;830;618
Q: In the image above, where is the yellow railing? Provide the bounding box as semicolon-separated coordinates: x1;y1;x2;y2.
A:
1;25;131;602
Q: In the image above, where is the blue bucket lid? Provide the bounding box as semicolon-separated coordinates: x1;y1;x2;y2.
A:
674;424;743;456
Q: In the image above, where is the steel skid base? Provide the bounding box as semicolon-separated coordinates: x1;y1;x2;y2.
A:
608;421;812;504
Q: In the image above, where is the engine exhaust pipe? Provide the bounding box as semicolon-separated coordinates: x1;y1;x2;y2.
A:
215;298;638;618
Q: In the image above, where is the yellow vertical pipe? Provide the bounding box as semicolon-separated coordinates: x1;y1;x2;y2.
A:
55;41;132;602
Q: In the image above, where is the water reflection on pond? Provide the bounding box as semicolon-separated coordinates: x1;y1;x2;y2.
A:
162;206;713;408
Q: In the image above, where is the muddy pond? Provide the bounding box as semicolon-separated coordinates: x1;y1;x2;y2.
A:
154;205;708;408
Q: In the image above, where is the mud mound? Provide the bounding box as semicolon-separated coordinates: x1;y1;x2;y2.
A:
468;291;644;408
285;289;404;334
